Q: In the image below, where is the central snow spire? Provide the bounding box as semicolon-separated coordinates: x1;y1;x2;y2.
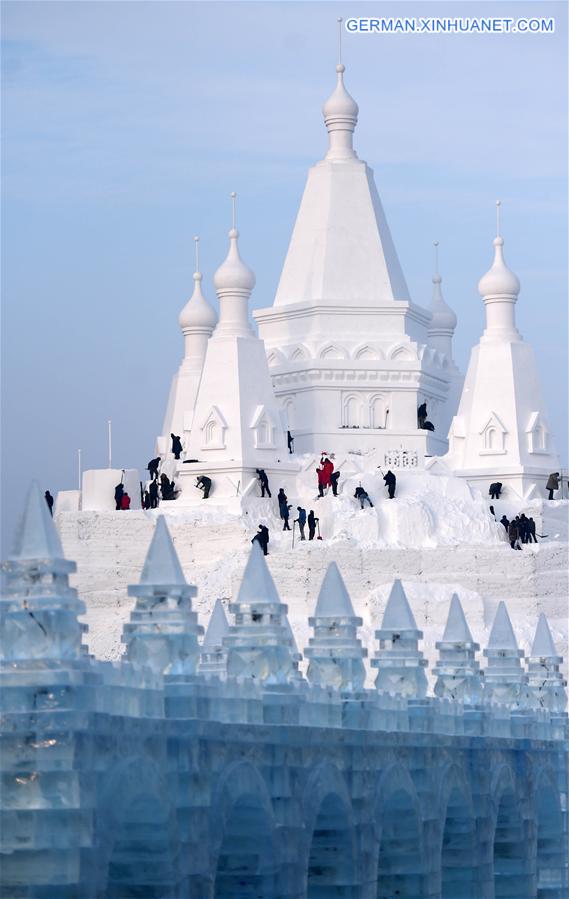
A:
478;201;521;341
322;62;359;160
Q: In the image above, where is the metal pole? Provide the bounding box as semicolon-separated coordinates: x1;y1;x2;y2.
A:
108;420;112;469
77;449;82;490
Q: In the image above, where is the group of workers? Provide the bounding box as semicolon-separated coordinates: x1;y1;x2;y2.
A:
497;512;539;550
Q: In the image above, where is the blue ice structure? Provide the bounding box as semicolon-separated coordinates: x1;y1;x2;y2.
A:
1;484;567;898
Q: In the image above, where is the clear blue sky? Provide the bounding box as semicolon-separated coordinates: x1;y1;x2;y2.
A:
2;1;567;553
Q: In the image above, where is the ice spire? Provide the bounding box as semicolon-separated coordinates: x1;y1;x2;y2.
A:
322;20;359;161
478;201;520;341
1;482;85;663
371;580;428;698
305;562;367;691
124;518;202;676
224;544;295;685
433;594;482;703
213;193;255;337
199;598;230;677
483;602;529;707
526;613;567;712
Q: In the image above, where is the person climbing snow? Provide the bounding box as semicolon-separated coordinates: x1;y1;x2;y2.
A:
256;469;271;498
307;510;319;541
500;514;509;532
44;490;54;517
171;434;183;460
354;486;373;510
251;524;269;556
147;457;161;480
196;475;212;499
546;472;560;501
417;402;427;428
383;470;396;499
489;482;502;500
149;479;159;508
287;431;294;454
316;456;334;497
295;506;307;540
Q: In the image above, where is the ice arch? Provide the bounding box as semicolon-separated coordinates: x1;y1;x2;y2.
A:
440;785;477;898
303;763;358;898
536;775;565;898
492;768;532;899
211;762;277;899
376;766;424;899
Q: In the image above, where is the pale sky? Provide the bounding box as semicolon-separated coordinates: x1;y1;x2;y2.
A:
2;0;567;552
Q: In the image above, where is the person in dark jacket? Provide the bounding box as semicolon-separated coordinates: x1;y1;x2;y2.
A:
295;506;307;540
383;470;396;499
171;434;183;460
546;472;560;500
114;482;124;511
500;514;509;532
354;486;373;509
287;431;294;454
489;505;495;519
417;402;427;428
147;457;161;480
256;469;271;498
120;492;131;510
519;513;529;544
307;510;319;541
277;489;291;530
196;475;212;499
149;479;159;508
508;519;521;550
44;490;54;517
527;517;538;543
489;482;503;500
330;471;340;496
251;524;269;556
143;490;151;510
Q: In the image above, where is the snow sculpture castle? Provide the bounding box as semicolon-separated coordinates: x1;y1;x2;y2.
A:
2;485;567;898
150;60;558;505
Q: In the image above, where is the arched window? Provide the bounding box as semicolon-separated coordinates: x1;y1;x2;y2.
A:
205;419;217;445
370;396;387;429
486;427;496;450
343;395;361;428
283;398;296;431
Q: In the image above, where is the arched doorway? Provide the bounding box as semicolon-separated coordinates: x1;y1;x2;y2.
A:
441;787;477;898
493;789;531;898
306;792;358;898
536;782;565;898
377;788;423;899
106;793;176;898
213;794;276;898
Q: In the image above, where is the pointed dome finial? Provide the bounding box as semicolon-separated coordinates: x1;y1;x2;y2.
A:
179;234;218;332
322;27;358;161
478;201;520;299
213;193;256;296
429;240;457;332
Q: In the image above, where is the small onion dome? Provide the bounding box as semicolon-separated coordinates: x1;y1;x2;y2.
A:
478;237;520;298
430;274;457;331
179;272;218;331
322;64;359;125
213;228;256;292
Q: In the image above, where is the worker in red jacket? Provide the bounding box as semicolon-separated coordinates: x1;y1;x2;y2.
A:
120;492;131;510
316;456;334;497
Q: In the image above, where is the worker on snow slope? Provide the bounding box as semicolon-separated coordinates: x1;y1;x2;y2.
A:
256;469;271;498
295;506;307;540
354;486;373;510
546;472;560;500
252;524;270;556
171;433;183;460
383;470;397;499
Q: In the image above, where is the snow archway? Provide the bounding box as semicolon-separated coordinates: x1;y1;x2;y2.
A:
376;783;424;899
213;793;276;898
493;787;531;898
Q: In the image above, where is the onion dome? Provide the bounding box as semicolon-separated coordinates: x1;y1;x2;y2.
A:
322;63;359;125
179;271;218;331
430;272;457;332
213;228;256;293
478;237;520;298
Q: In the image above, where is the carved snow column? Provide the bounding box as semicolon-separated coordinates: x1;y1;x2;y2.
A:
224;544;295;686
483;602;529;708
0;482;85;665
433;594;482;703
526;614;567;713
124;517;202;676
304;562;367;691
371;579;428;698
199;599;229;678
